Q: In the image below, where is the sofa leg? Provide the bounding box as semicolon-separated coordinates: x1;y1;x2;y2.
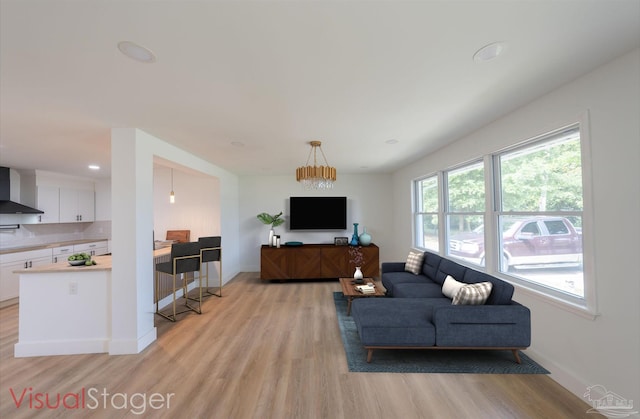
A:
367;349;374;363
512;349;522;364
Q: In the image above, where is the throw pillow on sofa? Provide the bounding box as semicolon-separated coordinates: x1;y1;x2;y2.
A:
452;282;493;305
442;275;465;299
405;250;425;275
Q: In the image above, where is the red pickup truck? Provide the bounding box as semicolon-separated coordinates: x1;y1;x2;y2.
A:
448;216;583;270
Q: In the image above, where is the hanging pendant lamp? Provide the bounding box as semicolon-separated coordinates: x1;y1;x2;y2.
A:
295;141;336;189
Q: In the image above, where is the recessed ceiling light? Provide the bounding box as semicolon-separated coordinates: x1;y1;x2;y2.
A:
473;42;507;62
386;139;399;144
117;41;157;63
88;165;100;170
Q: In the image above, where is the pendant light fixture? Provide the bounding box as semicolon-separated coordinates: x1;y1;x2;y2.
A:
295;140;336;189
170;169;175;204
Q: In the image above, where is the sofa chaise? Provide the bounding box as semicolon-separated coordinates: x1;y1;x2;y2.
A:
351;250;531;363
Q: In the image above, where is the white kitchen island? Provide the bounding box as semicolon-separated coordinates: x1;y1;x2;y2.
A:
13;248;171;357
14;255;112;357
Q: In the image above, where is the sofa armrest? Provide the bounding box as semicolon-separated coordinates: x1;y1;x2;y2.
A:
433;303;531;348
381;262;406;273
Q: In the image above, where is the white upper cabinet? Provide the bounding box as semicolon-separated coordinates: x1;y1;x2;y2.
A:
19;170;96;224
59;188;95;223
33;186;60;224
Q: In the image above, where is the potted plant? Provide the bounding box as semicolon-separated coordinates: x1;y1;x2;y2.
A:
257;212;285;246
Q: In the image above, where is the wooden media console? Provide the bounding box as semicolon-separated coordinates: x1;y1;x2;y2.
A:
260;243;379;281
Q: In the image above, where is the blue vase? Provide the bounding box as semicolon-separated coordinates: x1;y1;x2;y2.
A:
359;227;372;246
350;223;360;246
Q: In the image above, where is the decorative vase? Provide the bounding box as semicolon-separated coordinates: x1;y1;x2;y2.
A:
353;266;364;282
350;223;360;246
268;228;275;247
359;227;372;246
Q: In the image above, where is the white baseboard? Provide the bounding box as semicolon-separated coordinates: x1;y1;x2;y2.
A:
15;339;109;357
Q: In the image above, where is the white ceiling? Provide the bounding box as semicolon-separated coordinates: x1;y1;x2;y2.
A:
1;1;639;179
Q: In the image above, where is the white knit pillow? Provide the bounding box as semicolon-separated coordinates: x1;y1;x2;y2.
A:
442;275;464;299
404;251;424;275
452;282;493;305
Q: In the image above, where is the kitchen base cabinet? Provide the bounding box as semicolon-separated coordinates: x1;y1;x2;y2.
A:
52;245;74;264
74;240;108;256
0;249;52;302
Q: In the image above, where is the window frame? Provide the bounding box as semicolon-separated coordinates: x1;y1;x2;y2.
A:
411;113;597;318
412;173;441;252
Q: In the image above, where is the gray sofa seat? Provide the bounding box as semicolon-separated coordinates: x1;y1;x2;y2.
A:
352;251;531;363
352;298;450;347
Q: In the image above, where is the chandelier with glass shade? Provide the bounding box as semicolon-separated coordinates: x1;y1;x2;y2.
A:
295;141;336;189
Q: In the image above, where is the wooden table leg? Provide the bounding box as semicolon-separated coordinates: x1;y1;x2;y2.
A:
347;296;353;315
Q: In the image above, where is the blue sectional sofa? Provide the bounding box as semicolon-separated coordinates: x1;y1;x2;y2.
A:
351;251;531;363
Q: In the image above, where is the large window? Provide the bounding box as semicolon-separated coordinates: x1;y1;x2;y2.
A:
496;126;584;297
412;122;590;311
446;162;485;265
414;175;439;251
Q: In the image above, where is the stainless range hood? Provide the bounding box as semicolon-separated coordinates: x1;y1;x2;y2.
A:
0;167;44;214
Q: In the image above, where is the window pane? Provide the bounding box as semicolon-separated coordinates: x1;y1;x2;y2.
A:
416;213;439;251
414;175;439;251
447;162;484;212
498;215;583;297
447;214;484;265
500;130;582;212
418;177;438;212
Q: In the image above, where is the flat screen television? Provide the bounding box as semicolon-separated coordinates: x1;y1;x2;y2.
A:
289;196;347;230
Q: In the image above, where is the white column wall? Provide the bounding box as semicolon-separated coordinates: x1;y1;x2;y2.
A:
110;128;239;355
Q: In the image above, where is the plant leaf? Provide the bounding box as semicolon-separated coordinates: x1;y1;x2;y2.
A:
257;213;274;225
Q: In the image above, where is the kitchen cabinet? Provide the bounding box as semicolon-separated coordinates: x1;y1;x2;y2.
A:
32;186;60;224
74;240;108;256
52;245;74;264
0;249;52;302
59;188;95;223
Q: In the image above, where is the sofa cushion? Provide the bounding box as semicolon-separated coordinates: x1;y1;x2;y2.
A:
381;271;428;297
442;275;465;299
405;250;425;275
452;282;493;305
393;282;447;298
463;269;514;305
351;298;437;347
421;251;443;281
435;258;468;285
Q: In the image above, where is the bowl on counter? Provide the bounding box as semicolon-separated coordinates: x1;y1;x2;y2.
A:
68;259;90;266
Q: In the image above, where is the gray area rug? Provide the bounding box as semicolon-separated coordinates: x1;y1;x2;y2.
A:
334;292;549;374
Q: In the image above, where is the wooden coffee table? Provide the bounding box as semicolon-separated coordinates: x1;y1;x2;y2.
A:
339;277;386;315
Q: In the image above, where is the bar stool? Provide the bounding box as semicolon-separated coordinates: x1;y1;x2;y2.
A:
198;236;222;297
155;241;202;321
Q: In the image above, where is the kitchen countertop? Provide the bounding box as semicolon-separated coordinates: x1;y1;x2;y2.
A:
0;239;109;256
14;254;113;273
13;247;171;274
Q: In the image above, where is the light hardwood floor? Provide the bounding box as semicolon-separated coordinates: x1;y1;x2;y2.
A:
0;273;601;418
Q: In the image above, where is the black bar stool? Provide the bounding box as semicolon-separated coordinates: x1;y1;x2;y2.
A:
198;236;222;298
155;241;202;321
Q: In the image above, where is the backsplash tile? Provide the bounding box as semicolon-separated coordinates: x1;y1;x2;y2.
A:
0;221;111;250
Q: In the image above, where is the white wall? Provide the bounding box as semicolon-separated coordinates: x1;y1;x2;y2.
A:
392;49;640;402
238;174;394;272
153;166;221;241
